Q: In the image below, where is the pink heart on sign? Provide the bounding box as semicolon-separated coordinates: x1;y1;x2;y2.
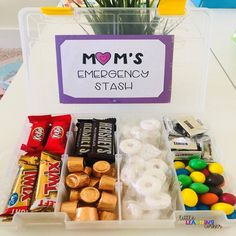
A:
95;52;111;65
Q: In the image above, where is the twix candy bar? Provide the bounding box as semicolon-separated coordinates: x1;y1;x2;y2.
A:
1;155;39;216
30;152;61;212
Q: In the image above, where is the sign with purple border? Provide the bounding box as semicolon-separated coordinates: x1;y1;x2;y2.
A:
55;35;174;104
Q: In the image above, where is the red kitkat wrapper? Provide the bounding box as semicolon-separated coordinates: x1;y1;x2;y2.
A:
21;115;51;153
44;115;71;155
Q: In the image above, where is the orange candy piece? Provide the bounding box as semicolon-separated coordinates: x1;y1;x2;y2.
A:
199;193;219;205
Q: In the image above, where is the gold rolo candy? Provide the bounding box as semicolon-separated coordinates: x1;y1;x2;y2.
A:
79;187;100;203
99;211;116;221
67;156;84;173
110;167;116;178
97;191;117;212
92;161;111;178
99;175;116;192
84;166;92;175
60;201;78;220
89;177;100;188
65;172;90;189
75;207;98;221
69;189;81;201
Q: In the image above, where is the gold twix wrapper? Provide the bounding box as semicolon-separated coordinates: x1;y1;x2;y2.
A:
30;152;61;212
1;156;39;217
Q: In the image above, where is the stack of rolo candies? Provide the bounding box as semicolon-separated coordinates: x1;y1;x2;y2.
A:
175;159;236;219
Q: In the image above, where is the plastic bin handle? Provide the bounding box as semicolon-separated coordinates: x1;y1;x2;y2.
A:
41;7;73;15
158;0;187;15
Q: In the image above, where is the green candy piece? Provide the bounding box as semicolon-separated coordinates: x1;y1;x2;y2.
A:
178;175;192;188
189;159;207;170
189;154;201;159
190;183;209;194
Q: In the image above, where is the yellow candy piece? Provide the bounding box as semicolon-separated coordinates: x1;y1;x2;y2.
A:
211;202;234;215
190;171;206;183
185;166;194;173
208;163;224;175
181;188;198;207
174;161;185;170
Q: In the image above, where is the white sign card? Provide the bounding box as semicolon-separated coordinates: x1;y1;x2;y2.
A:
55;35;174;103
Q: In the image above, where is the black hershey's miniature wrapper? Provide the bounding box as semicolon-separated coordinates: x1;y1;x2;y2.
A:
74;119;93;157
90;118;116;164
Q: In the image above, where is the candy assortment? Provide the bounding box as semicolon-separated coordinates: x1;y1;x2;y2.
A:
119;119;174;220
1;114;71;219
165;115;236;220
61;158;117;221
1;114;236;226
175;159;236;218
60;118;118;221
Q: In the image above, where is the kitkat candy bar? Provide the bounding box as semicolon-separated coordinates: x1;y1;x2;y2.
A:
44;114;71;155
30;152;61;212
1;155;39;216
21;115;51;153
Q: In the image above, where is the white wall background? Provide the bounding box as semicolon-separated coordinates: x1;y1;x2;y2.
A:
0;0;59;47
0;0;59;28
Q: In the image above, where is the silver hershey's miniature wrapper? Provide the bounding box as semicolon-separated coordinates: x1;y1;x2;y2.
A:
163;116;183;137
198;135;214;162
169;136;198;151
177;116;207;137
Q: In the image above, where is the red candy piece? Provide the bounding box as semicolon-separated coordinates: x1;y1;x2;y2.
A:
200;168;210;177
44;115;71;155
199;193;219;205
219;193;236;206
21;115;51;152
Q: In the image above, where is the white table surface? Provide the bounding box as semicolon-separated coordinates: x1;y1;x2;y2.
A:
1;4;236;236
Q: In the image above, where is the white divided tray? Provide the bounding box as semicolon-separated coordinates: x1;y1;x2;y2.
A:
0;114;235;229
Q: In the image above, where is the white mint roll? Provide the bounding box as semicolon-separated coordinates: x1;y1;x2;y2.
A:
130;126;148;141
148;159;169;174
119;139;142;155
144;168;166;183
123;200;143;220
135;175;162;197
140;119;162;132
142;210;161;220
120;125;132;139
145;192;171;210
139;143;162;160
120;165;136;185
